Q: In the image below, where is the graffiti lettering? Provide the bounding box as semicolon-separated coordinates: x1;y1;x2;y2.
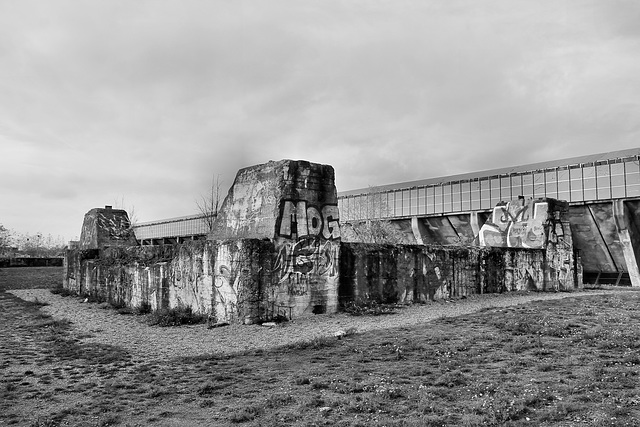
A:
273;238;339;284
479;199;548;249
277;200;340;240
285;273;309;296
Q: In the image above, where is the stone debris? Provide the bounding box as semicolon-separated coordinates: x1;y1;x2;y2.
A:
333;330;346;339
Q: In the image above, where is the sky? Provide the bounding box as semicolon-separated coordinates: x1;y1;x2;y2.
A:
1;0;639;242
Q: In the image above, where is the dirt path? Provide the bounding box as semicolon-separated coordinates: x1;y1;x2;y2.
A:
8;288;632;361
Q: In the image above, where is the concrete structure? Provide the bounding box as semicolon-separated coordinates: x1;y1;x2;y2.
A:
134;214;209;246
66;160;343;322
64;159;581;324
209;159;341;316
78;206;136;250
338;148;640;286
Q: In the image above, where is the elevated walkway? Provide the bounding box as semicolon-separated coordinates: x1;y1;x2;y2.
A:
338;148;640;286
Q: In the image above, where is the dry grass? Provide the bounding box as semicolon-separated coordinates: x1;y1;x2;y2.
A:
1;267;640;426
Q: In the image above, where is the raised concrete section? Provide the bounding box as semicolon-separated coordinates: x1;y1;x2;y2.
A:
477;198;579;290
210;159;339;241
210;159;342;317
78;206;135;250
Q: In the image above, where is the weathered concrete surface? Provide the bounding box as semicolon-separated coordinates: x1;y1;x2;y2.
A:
64;237;579;324
64;161;587;324
479;198;554;249
414;216;468;245
209;159;342;316
567;201;640;286
339;243;580;307
478;198;580;290
78;206;136;250
65;237;340;323
65;241;274;324
210;159;339;241
613;200;640;286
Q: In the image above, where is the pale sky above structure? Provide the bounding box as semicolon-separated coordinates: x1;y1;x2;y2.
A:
1;0;639;241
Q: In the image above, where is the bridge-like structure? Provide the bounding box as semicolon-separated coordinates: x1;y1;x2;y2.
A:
134;213;209;245
132;148;640;286
338;148;640;286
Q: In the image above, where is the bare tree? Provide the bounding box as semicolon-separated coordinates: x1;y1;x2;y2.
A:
114;196;138;227
196;174;223;232
113;196;139;244
341;186;407;244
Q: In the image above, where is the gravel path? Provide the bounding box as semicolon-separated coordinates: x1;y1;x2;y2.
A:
8;288;630;362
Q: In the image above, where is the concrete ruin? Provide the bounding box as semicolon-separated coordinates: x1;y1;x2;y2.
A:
64;160;582;324
78;206;136;249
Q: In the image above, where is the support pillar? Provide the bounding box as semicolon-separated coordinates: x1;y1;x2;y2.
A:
613;200;640;287
470;211;481;239
411;216;427;245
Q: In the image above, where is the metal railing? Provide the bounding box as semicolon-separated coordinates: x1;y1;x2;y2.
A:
133;214;210;241
339;152;640;221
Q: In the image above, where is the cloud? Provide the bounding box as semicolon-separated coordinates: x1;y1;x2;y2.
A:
0;0;639;240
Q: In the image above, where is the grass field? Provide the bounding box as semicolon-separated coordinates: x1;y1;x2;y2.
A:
0;266;63;291
1;267;640;426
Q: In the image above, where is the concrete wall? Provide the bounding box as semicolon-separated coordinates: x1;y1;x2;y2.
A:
64;239;581;324
339;243;580;307
64;238;341;324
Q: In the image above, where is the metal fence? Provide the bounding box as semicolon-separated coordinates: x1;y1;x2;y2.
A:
339;153;640;221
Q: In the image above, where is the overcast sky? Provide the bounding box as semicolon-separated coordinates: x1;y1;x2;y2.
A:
1;0;639;242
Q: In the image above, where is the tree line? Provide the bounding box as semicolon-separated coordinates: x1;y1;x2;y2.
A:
0;224;67;258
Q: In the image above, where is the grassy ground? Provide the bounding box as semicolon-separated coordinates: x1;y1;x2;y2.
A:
0;266;63;291
1;268;639;426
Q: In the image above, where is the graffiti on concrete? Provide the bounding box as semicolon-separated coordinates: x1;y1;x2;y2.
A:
505;257;542;291
79;208;133;249
212;250;256;323
273;237;339;286
273;199;341;310
479;199;548;249
277;200;341;240
408;251;451;303
545;238;575;290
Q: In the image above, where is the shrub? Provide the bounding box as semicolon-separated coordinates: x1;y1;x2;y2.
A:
136;301;152;315
147;306;206;327
50;285;74;297
341;300;398;316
